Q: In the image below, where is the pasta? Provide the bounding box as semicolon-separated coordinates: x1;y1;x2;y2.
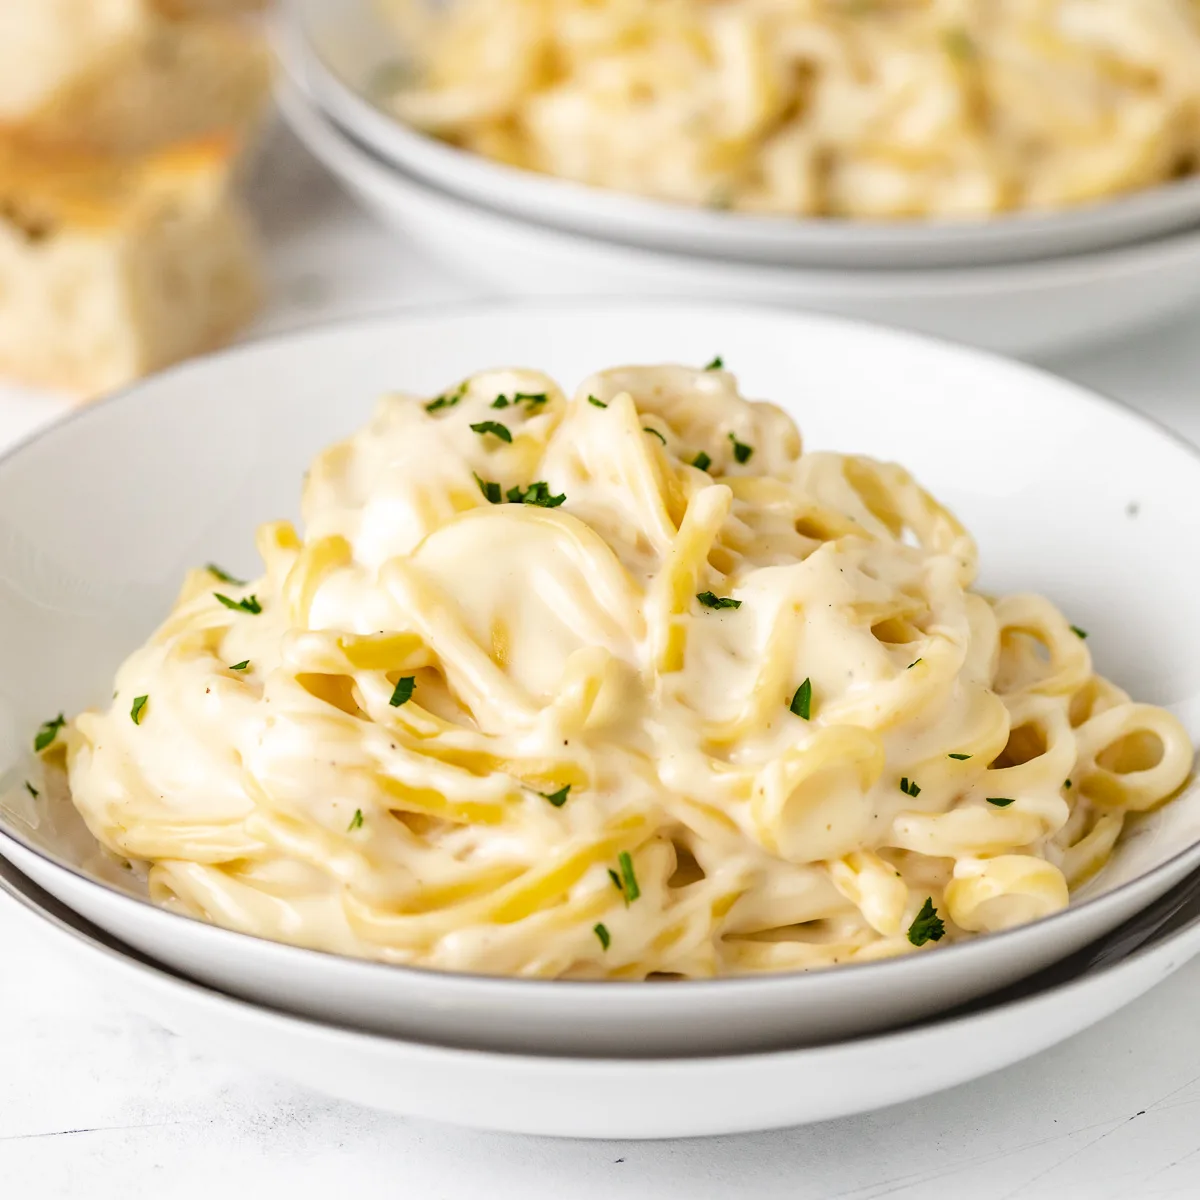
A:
378;0;1200;219
56;363;1194;978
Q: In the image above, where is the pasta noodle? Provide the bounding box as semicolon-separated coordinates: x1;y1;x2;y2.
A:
57;363;1194;978
378;0;1200;219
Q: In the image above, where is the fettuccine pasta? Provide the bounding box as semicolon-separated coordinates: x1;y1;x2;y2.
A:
58;363;1193;977
380;0;1200;219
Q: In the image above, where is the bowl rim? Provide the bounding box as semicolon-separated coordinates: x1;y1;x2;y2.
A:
279;3;1200;256
277;73;1200;299
2;298;1199;1000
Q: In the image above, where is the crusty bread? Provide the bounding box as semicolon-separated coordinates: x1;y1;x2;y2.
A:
0;2;271;154
0;134;262;397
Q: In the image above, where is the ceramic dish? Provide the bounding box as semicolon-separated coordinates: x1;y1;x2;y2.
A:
5;850;1200;1138
1;303;1200;1056
276;0;1200;271
276;74;1200;359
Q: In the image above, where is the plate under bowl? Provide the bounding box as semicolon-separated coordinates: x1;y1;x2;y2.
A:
1;302;1199;1056
5;851;1200;1138
277;0;1200;271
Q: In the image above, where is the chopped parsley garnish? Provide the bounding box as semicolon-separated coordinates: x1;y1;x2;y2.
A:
540;784;571;808
608;868;623;891
704;356;724;371
33;713;65;753
1070;625;1088;639
24;781;38;798
130;695;148;725
1065;779;1072;790
206;563;245;586
986;796;1016;807
593;922;611;950
214;592;262;614
907;897;946;946
470;420;513;444
491;392;548;410
790;678;812;720
948;753;972;761
587;395;607;408
229;660;250;672
943;28;976;60
900;776;921;798
389;676;416;707
728;432;753;464
697;591;741;610
643;426;667;444
617;850;641;904
692;451;712;472
475;472;502;503
425;381;467;413
506;481;566;508
348;808;364;831
476;474;565;508
908;658;922;669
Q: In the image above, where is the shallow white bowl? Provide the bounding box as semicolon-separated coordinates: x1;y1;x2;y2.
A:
276;74;1200;359
1;302;1199;1057
5;851;1200;1138
277;0;1200;270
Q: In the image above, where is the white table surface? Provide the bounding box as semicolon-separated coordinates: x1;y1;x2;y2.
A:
5;129;1200;1200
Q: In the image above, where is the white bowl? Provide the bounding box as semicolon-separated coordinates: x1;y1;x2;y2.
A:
276;74;1200;359
5;850;1200;1138
277;0;1200;270
1;302;1199;1057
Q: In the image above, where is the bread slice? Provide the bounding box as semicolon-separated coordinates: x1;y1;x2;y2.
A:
0;2;271;154
0;134;262;397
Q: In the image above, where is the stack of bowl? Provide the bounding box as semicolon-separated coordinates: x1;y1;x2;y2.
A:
3;304;1200;1137
270;0;1200;358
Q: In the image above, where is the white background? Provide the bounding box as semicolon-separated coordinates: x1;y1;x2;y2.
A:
4;130;1200;1199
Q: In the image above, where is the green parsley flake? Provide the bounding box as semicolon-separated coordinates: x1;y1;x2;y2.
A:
474;472;502;503
643;426;667;444
608;868;623;891
24;781;38;798
987;796;1016;807
697;590;741;610
1065;779;1072;790
594;922;611;950
692;451;712;472
425;382;467;413
130;695;148;725
704;356;724;371
943;28;976;60
214;592;262;614
33;713;65;753
470;420;513;444
907;897;946;946
908;658;923;669
900;776;921;798
206;563;246;586
1070;625;1088;639
540;784;571;808
348;808;364;831
389;676;416;707
948;753;972;761
506;481;566;508
618;850;641;903
229;660;250;672
728;432;753;464
587;395;608;408
790;678;812;720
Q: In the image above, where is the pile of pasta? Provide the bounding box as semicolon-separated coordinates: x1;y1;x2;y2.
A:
381;0;1200;219
62;364;1194;977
